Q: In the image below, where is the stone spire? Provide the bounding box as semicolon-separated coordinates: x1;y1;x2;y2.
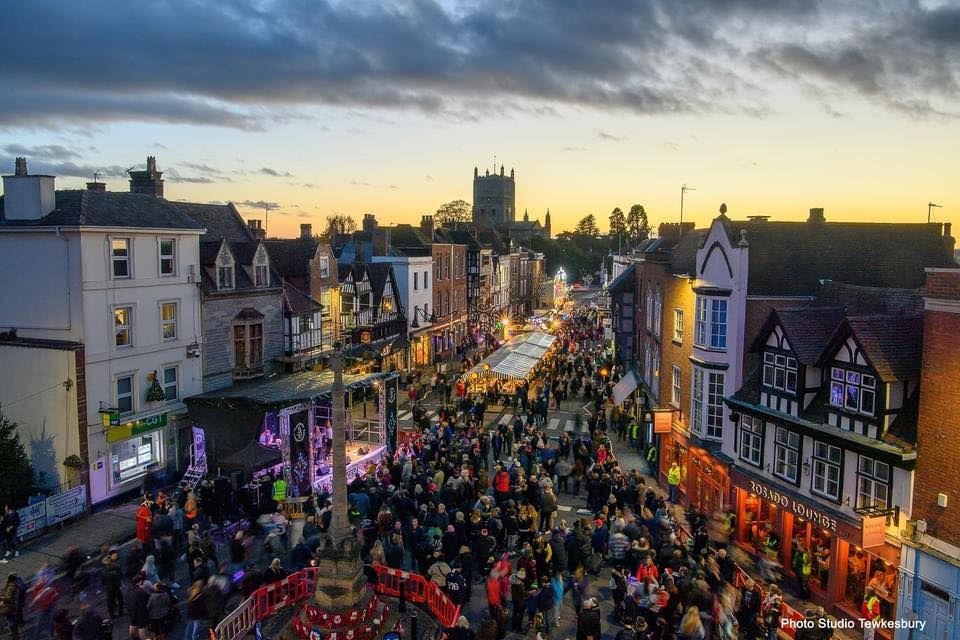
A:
328;347;350;543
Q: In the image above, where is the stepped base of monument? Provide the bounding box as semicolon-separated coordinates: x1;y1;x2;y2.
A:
289;588;389;640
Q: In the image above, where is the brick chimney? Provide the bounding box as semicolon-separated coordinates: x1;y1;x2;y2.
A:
372;227;391;257
420;215;435;241
808;207;825;223
86;181;106;192
247;219;265;240
943;222;954;257
300;223;313;240
128;156;164;197
362;213;378;233
14;157;27;176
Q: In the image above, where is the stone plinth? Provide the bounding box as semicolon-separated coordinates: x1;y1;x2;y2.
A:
312;542;367;610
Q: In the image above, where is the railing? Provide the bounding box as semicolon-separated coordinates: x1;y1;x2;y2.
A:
211;564;460;640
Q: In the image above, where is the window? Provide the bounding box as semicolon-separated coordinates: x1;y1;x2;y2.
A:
116;375;134;415
255;265;269;287
436;258;442;281
740;415;763;466
645;289;653;332
162;366;178;402
774;427;801;482
159;238;176;276
424;271;429;289
414;271;419;291
643;346;652;385
695;297;707;346
319;256;330;278
114;307;133;347
446;254;451;279
858;457;890;509
234;323;264;372
673;309;683;343
812;442;843;500
671;365;681;406
763;352;798;392
112;238;131;278
830;367;876;416
654;289;662;337
651;344;660;397
705;371;725;439
218;265;234;289
692;368;704;435
111;431;162;485
710;299;727;349
160;302;177;341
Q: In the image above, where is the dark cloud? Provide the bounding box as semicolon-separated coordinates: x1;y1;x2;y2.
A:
597;131;627;142
259;167;295;178
234;199;281;210
0;155;127;179
3;143;83;160
0;0;955;130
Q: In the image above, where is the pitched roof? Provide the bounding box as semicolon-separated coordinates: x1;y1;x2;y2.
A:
435;227;480;250
841;315;923;381
811;282;924;316
199;240;223;267
0;190;203;230
721;219;955;295
283;282;324;315
264;238;318;278
668;229;705;275
365;262;394;304
173;202;251;242
607;263;635;295
753;307;846;364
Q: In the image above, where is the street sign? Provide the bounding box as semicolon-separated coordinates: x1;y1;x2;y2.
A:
45;484;87;526
16;501;47;539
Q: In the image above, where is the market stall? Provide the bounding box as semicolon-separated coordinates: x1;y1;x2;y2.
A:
462;331;557;395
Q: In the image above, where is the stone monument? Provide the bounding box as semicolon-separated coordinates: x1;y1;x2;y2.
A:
292;346;387;639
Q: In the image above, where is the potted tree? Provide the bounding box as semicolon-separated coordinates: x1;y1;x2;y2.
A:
146;371;166;409
63;454;84;488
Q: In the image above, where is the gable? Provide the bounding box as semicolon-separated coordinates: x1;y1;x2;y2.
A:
217;242;234;266
764;325;793;353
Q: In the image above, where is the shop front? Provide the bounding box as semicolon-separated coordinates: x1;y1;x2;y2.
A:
657;423;730;515
105;411;168;492
731;467;902;635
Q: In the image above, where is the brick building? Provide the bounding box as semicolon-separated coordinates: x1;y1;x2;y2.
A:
897;266;960;638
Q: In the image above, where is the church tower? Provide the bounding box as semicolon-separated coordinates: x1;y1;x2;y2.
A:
472;164;516;229
544;209;552;239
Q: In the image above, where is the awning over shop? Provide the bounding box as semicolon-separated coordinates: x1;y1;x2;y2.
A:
464;331;557;382
612;369;639;405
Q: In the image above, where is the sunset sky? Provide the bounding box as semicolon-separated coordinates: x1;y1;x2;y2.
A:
1;0;958;236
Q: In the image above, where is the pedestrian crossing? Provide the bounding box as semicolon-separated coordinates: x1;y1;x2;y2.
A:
397;409;440;424
492;412;584;433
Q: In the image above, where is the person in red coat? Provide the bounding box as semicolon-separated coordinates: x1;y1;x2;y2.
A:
136;502;153;545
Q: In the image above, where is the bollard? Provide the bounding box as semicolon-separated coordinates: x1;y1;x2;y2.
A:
398;578;407;614
410;610;419;640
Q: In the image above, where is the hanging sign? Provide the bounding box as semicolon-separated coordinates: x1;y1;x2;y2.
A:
862;515;887;549
653;410;673;434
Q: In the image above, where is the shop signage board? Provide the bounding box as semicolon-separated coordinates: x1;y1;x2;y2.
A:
107;412;168;443
731;468;861;539
861;515;887;548
16;500;47;539
653;410;673;434
45;484;87;526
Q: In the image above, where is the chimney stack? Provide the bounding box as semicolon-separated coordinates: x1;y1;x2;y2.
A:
3;158;56;221
300;223;313;240
372;227;391;257
128;155;164;198
420;215;435;241
943;222;955;257
247;219;265;240
86;181;106;192
362;213;378;233
808;207;825;223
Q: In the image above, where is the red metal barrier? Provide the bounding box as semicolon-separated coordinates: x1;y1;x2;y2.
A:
372;564;461;627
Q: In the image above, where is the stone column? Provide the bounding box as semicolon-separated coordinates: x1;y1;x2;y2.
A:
328;348;350;543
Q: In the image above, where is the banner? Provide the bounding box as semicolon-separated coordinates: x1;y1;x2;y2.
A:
45;485;87;526
289;409;312;497
16;500;47;539
385;375;399;453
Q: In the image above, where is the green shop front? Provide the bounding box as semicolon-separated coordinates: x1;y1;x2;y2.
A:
89;410;171;503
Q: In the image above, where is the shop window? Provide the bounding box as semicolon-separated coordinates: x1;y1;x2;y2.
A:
739;415;763;466
812;441;842;500
161;302;177;341
763;352;798;393
844;547;898;621
159;238;176;276
111;431;162;485
774;427;800;483
830;367;876;416
857;457;890;509
112;238;131;278
116;375;134;415
742;492;777;552
162;366;178;402
114;306;133;347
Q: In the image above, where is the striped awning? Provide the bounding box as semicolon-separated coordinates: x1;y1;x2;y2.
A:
464;331;557;381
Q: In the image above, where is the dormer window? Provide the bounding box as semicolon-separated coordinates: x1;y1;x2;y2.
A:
830;367;875;416
762;352;797;393
217;249;234;290
254;245;269;287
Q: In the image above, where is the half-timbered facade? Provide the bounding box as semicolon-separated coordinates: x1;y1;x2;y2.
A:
727;301;922;631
